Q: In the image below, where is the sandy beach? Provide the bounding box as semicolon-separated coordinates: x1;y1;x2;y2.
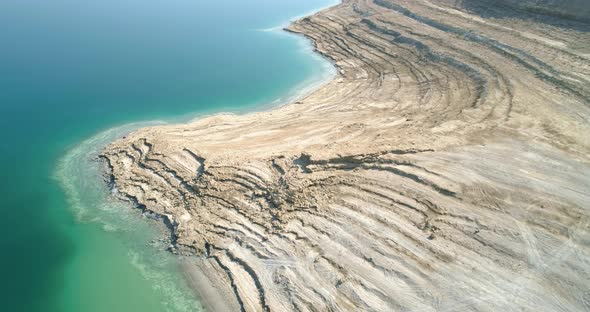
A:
102;0;590;311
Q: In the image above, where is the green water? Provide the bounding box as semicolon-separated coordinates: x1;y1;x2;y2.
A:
0;0;336;311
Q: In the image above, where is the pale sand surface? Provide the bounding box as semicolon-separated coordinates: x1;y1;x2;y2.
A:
102;0;590;311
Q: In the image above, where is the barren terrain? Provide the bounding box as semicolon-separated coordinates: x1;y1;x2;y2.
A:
101;0;590;311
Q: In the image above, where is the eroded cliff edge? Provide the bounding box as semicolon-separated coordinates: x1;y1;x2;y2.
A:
101;0;590;311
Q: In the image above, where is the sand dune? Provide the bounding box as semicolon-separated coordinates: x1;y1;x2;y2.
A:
101;0;590;311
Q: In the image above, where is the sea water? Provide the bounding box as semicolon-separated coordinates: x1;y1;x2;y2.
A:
0;0;336;311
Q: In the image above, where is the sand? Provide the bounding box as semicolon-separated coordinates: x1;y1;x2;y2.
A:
101;0;590;311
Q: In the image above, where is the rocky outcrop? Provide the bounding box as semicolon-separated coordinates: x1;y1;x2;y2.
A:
102;1;590;311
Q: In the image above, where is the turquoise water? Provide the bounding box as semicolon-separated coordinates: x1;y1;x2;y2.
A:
0;0;336;311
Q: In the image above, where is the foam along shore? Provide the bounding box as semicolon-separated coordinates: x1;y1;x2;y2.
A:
102;0;590;311
55;121;202;311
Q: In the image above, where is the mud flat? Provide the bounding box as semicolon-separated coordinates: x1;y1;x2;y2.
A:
102;0;590;311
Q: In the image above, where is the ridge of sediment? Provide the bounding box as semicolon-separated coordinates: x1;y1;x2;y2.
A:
102;1;590;311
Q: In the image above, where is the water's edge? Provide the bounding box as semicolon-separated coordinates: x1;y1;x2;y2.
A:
55;1;340;310
56;121;203;311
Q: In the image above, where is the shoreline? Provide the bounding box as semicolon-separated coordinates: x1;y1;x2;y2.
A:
61;1;343;309
171;8;341;126
254;0;341;33
124;3;343;308
101;0;590;311
55;121;202;311
56;0;341;222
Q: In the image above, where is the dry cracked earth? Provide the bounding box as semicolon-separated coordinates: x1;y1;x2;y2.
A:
101;0;590;311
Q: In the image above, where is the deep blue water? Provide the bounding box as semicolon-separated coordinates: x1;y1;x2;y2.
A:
0;0;335;311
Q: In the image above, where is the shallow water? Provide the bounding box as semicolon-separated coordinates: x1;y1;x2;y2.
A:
0;0;336;311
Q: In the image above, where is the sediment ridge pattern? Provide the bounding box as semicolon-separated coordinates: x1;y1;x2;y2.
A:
102;0;590;311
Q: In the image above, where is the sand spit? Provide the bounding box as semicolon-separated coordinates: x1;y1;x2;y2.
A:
102;0;590;311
